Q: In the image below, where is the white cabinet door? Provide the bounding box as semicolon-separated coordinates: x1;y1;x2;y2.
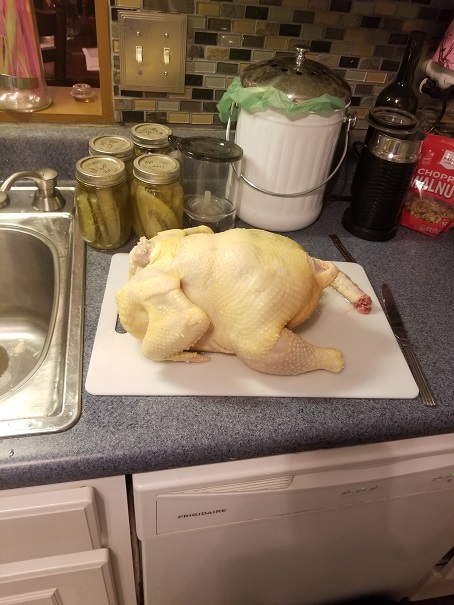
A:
0;487;101;564
0;476;137;605
0;549;117;605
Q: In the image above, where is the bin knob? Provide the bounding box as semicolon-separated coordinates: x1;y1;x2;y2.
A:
295;45;310;70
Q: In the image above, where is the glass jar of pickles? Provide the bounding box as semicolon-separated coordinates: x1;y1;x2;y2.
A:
131;154;183;239
75;156;131;250
131;123;173;156
88;135;135;187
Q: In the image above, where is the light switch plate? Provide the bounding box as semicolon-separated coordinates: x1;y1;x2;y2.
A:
119;11;187;93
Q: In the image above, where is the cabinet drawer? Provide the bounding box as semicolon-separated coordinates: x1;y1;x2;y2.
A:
0;548;118;605
0;487;101;564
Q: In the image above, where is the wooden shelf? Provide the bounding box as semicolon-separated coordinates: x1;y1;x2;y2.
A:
0;86;111;123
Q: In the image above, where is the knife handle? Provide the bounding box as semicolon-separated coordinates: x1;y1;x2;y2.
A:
401;344;437;407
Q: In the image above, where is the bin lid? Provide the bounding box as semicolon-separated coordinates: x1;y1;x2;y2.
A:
240;45;351;104
170;136;243;163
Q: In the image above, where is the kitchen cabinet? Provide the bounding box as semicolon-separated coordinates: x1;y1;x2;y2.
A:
0;476;137;605
0;549;117;605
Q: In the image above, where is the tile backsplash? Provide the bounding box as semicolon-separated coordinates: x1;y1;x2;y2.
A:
110;0;453;130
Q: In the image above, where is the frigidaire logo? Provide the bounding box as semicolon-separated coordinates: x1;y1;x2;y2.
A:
178;509;226;519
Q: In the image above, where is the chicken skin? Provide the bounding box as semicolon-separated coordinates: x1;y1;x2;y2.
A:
116;227;371;376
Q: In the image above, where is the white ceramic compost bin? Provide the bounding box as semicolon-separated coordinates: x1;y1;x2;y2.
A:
230;46;354;231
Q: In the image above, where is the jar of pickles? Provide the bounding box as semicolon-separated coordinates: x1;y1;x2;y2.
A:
131;154;183;239
75;156;131;249
131;123;173;156
88;135;135;187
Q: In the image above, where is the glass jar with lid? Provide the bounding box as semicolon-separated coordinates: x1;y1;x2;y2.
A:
131;123;173;156
75;156;131;250
131;154;183;239
88;135;135;187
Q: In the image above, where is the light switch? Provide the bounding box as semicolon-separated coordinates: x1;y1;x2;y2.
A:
118;11;187;93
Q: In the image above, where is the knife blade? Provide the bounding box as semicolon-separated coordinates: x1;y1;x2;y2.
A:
381;283;436;407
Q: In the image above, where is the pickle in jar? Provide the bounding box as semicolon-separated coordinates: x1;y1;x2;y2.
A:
75;184;97;243
75;156;131;249
134;184;181;238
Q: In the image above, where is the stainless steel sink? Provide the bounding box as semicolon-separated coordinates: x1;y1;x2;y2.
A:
0;186;85;437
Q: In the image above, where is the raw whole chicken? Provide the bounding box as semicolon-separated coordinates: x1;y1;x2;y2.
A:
116;227;371;376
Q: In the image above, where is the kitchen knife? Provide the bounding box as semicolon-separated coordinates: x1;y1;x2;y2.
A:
382;283;436;407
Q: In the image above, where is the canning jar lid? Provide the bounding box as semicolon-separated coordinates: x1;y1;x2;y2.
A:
133;154;180;184
89;135;135;160
240;44;351;104
75;156;127;186
170;135;243;163
131;123;173;148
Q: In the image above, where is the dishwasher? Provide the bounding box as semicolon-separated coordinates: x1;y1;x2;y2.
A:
132;434;454;605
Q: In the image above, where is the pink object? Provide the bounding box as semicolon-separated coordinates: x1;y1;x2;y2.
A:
0;0;51;111
433;19;454;71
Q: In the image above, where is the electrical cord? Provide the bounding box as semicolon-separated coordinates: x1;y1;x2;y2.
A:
419;78;450;134
426;97;447;133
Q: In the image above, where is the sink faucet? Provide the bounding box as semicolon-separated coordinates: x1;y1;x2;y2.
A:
0;168;66;211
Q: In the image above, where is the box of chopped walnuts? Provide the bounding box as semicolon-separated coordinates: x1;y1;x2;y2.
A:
400;132;454;236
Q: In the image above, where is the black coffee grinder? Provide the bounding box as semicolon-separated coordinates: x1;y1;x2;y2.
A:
342;107;425;241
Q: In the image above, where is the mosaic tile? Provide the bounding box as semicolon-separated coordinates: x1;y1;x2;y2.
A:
375;1;398;16
245;6;269;19
110;0;452;128
325;27;345;40
207;18;231;31
204;76;228;88
255;22;279;36
197;2;220;16
191;114;213;124
180;101;203;113
188;45;205;59
219;33;243;46
206;47;230;60
221;5;245;18
340;56;360;68
232;20;255;33
252;49;276;61
330;0;352;12
187;15;206;29
366;71;387;84
168;112;191;123
217;62;240;74
230;48;252;61
243;35;266;47
193;60;218;73
192;88;214;100
134;99;156;111
269;7;294;21
264;36;288;50
300;25;325;39
293;10;315;24
157;100;180;111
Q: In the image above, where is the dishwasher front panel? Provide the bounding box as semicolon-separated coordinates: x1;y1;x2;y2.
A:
133;450;454;605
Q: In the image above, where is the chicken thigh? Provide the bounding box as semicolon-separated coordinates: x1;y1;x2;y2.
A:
116;227;371;376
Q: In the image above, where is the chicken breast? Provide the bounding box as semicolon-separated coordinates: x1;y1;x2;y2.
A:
116;227;371;376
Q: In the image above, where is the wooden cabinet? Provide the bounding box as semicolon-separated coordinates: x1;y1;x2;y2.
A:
0;476;137;605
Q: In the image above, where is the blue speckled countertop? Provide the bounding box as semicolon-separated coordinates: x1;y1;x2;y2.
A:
0;124;453;491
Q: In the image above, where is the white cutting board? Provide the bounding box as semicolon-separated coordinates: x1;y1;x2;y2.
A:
86;255;419;399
